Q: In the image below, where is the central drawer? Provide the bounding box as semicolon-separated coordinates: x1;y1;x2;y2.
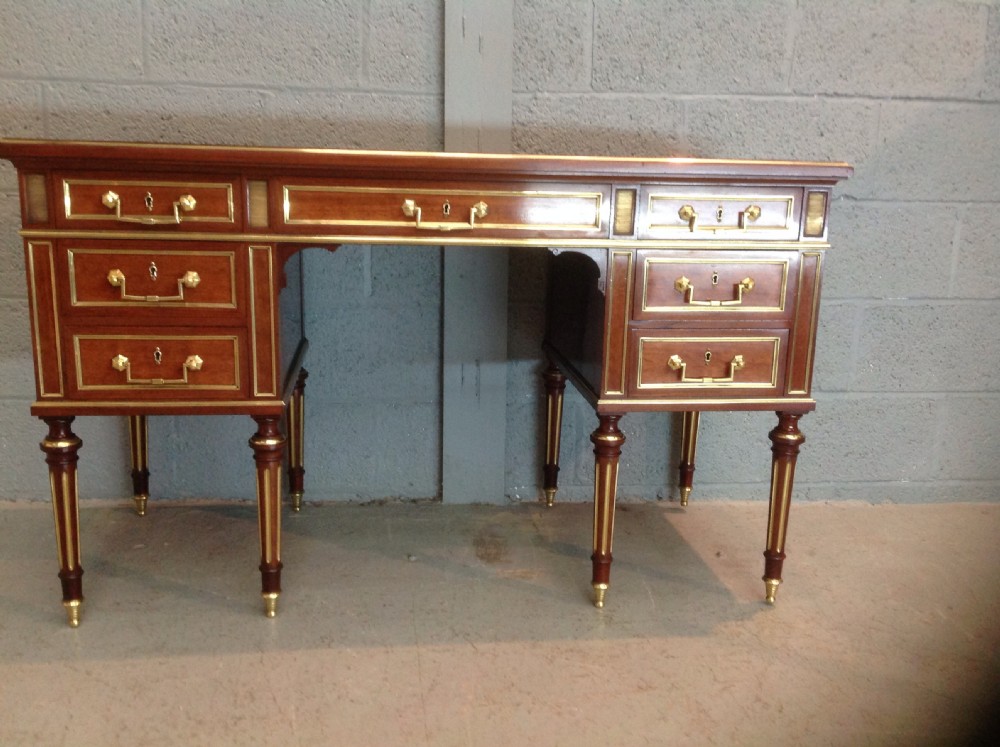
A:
280;180;611;240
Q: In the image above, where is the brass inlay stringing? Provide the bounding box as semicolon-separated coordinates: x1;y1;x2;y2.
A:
677;202;762;231
804;191;827;237
668;354;745;384
649;194;793;233
248;246;278;397
674;275;755;306
27;242;65;397
401;198;488;232
641;257;790;314
111;352;204;386
101;190;197;225
106;267;200;302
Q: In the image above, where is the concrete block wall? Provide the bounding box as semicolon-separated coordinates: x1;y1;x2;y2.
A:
1;1;997;506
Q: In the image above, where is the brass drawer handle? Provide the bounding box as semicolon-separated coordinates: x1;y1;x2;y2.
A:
110;353;204;385
677;204;762;232
101;190;197;225
674;275;755;306
668;354;745;384
107;268;201;302
401;199;488;231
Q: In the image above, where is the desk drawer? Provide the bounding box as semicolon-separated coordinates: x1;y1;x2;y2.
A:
634;251;795;320
280;181;610;239
628;329;787;397
71;332;244;396
58;176;239;231
66;244;240;313
639;186;800;240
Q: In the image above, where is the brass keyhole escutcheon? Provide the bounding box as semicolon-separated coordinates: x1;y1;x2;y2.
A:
704;351;712;365
153;347;163;365
148;261;158;281
145;192;154;212
711;271;719;286
442;201;451;216
716;206;724;223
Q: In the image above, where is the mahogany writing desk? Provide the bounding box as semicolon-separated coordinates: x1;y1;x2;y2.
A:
0;139;851;626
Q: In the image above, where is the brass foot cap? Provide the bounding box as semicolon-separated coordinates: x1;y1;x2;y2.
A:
679;486;692;508
263;592;279;618
763;578;781;605
133;494;149;517
290;492;304;513
592;583;608;609
543;489;556;508
64;599;82;628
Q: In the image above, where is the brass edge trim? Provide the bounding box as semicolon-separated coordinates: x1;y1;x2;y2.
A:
646;193;796;232
597;397;815;407
635;335;781;390
17;229;828;251
66;247;239;309
602;250;633;396
62;178;235;223
248;245;278;397
27;242;65;397
640;256;790;314
802;252;823;394
32;399;284;409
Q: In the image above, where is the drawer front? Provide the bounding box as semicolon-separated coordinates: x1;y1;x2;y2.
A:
281;181;610;239
639;186;801;241
58;176;239;230
72;333;243;396
67;245;240;312
629;329;788;397
634;251;795;320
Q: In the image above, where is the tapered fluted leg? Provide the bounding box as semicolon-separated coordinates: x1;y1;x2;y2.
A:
128;415;149;516
287;369;308;512
677;411;700;507
763;412;805;604
541;363;567;507
40;417;84;627
250;416;284;617
590;413;625;608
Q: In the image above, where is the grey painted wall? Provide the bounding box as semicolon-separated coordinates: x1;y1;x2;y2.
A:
1;1;998;506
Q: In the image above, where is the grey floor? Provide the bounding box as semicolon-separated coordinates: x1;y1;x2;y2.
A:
1;498;998;746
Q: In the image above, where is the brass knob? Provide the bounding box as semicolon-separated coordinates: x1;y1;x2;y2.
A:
744;205;762;222
102;190;120;209
177;194;197;212
678;205;696;222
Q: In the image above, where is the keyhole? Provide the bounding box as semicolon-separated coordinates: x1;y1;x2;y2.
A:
153;347;163;365
711;271;719;286
148;261;158;281
715;206;724;223
145;192;154;212
442;201;451;216
704;351;712;365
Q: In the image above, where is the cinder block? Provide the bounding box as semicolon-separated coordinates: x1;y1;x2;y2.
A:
46;83;272;144
935;396;1000;481
148;415;251;500
812;302;861;393
822;201;957;300
792;0;990;100
0;80;43;137
686;410;774;487
591;0;789;94
261;91;443;150
513;94;687;156
685;97;878;165
0;299;34;397
303;245;364;305
368;0;443;92
0;0;141;79
953;212;1000;299
985;6;1000;100
856;102;1000;202
854;303;1000;392
513;0;592;92
371;245;441;303
0;401;54;500
0;192;26;299
146;0;363;87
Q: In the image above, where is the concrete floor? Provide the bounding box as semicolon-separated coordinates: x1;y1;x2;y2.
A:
0;498;998;746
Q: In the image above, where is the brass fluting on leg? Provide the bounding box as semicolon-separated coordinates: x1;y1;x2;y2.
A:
263;592;279;618
764;578;781;604
593;583;608;609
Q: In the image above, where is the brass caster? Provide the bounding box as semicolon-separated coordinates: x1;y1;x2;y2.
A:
679;486;691;508
133;494;148;517
592;583;608;609
263;592;279;618
290;492;303;513
763;577;781;604
63;599;82;628
543;488;556;508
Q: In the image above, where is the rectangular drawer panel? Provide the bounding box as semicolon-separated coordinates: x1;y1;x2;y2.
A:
639;186;801;240
67;246;239;311
281;181;610;239
72;333;243;396
629;329;788;397
58;176;238;230
635;251;795;319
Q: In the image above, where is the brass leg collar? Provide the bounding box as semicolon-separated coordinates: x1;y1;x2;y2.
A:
290;492;303;513
763;577;781;604
63;599;82;628
592;583;609;609
133;494;149;517
263;592;279;618
543;488;556;508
